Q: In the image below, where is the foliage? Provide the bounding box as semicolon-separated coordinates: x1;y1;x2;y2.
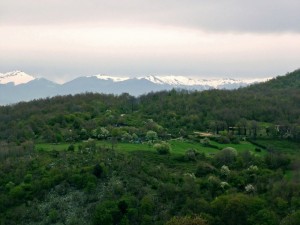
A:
154;142;171;154
280;210;300;225
214;147;237;167
166;215;208;225
0;70;300;224
146;130;158;142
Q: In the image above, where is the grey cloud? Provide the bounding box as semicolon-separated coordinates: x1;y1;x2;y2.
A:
1;0;299;33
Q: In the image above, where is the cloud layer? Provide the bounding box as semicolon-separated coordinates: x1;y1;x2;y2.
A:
0;1;299;81
1;0;300;32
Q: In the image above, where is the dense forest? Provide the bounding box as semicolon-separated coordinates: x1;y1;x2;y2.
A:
0;69;300;224
0;69;299;144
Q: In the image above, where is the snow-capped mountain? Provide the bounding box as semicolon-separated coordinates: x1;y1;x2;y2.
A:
140;75;200;86
0;71;35;85
90;74;130;82
0;71;272;105
139;75;271;88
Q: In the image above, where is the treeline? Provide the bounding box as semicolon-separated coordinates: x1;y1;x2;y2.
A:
0;69;299;143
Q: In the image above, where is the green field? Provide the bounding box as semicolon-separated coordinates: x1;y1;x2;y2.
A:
36;139;263;156
254;139;300;155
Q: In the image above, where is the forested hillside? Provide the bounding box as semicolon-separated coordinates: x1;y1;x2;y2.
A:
0;69;299;143
0;69;300;225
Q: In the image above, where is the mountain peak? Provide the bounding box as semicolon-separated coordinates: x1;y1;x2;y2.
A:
139;75;271;88
90;74;130;82
139;75;203;86
0;71;35;85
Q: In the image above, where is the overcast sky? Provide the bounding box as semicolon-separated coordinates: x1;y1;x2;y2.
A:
1;0;300;82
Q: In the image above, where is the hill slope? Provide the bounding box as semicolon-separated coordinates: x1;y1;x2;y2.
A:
0;69;298;143
0;69;300;225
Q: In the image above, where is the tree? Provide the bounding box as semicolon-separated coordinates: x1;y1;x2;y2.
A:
93;200;128;225
195;162;215;177
280;210;300;225
220;165;231;178
154;142;171;154
185;149;197;161
93;163;103;178
110;128;120;150
93;201;115;225
249;120;259;139
249;209;278;225
121;132;132;142
146;130;158;143
214;147;237;167
166;215;208;225
211;194;265;225
201;137;211;147
238;118;248;136
67;144;75;151
264;152;290;170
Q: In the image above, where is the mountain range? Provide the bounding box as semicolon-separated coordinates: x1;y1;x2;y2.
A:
0;71;271;105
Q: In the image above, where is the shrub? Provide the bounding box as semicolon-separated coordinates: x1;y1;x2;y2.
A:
201;137;211;146
166;215;207;225
230;136;240;144
93;200;129;225
264;152;291;170
93;163;103;178
214;147;237;167
185;149;197;161
48;209;59;223
255;148;262;152
195;162;215;177
146;130;158;143
154;142;171;155
68;144;75;151
220;165;231;177
9;185;25;200
280;210;300;225
216;136;230;144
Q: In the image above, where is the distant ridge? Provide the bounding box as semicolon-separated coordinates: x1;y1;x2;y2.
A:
0;71;272;105
0;71;35;85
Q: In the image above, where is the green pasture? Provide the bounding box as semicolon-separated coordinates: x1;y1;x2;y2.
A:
35;138;264;157
209;140;266;156
254;139;300;155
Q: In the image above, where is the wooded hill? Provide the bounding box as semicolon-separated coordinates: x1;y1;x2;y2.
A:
0;69;299;143
1;69;300;225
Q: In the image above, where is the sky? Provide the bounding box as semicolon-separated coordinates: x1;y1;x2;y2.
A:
0;0;300;83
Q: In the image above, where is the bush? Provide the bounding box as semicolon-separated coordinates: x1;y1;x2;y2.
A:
154;142;171;155
216;136;230;144
48;209;59;223
264;152;291;170
166;215;207;225
255;148;262;152
9;185;25;200
201;137;211;146
195;162;216;177
230;136;240;144
93;163;103;178
93;200;130;225
214;147;237;167
146;130;158;143
280;210;300;225
68;144;75;151
185;149;197;161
